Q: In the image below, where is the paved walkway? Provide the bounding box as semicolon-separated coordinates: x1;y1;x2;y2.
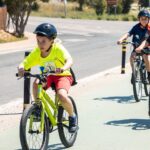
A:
0;65;150;150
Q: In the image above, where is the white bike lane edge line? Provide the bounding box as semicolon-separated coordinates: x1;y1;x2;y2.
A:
0;63;130;112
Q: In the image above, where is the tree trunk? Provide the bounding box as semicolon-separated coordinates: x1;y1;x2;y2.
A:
78;0;84;11
6;0;34;37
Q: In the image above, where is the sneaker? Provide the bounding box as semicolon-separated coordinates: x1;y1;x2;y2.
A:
69;115;78;133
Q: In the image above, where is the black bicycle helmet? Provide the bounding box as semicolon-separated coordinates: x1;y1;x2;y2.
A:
34;23;57;39
138;10;150;18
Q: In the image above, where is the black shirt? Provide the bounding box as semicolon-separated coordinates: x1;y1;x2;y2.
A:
129;23;148;47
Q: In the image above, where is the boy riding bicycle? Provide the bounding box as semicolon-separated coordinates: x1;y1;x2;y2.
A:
18;23;77;133
136;30;150;82
117;10;150;83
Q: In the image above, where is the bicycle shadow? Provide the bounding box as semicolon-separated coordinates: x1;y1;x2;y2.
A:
94;95;137;104
105;118;150;130
47;143;65;150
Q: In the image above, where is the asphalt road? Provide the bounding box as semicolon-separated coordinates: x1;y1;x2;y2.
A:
0;17;136;104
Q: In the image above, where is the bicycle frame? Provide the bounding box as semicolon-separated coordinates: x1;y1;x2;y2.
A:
29;83;60;133
134;55;143;69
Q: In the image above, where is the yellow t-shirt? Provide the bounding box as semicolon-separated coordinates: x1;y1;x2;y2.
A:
20;43;72;76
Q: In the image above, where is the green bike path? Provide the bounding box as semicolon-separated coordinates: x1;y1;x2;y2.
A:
0;66;150;150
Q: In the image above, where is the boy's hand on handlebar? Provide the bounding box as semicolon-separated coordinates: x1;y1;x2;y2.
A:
135;47;142;53
55;68;64;74
18;67;25;77
117;40;122;45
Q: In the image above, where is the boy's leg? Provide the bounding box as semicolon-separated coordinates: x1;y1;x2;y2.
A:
33;79;39;100
130;51;136;84
56;76;77;132
32;78;47;100
57;89;74;116
57;88;77;133
143;54;150;83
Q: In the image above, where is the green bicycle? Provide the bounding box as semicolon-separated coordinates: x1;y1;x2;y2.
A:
16;69;78;150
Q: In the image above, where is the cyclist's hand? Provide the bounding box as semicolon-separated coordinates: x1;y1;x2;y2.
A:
18;67;25;77
117;40;122;45
55;68;63;74
135;47;142;53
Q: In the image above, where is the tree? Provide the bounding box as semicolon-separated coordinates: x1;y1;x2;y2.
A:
139;0;149;7
116;0;122;14
78;0;84;11
0;0;5;6
122;0;133;14
92;0;107;15
4;0;49;37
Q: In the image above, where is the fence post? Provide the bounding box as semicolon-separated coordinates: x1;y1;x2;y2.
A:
24;51;31;110
121;40;127;74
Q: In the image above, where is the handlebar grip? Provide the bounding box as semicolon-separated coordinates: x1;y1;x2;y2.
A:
49;71;56;73
16;73;19;77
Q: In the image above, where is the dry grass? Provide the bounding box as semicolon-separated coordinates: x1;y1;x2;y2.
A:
31;2;97;19
31;1;138;21
0;30;27;43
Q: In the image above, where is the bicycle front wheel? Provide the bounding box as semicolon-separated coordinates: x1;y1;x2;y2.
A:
58;96;78;148
20;104;49;150
132;62;142;102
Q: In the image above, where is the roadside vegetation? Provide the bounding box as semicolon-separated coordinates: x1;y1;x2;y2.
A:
31;0;149;21
0;0;149;43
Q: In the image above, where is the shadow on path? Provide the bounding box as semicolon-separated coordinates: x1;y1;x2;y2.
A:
105;118;150;130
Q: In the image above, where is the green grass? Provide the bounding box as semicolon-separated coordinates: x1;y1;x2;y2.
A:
31;2;138;21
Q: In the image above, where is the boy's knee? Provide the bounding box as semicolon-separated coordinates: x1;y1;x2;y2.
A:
57;91;68;103
33;80;38;89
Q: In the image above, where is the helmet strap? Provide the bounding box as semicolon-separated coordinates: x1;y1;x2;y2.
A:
46;45;52;52
46;41;54;52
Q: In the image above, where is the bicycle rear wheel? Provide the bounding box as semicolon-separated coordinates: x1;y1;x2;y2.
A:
20;104;49;150
144;82;149;96
58;96;78;148
132;62;142;102
148;95;150;116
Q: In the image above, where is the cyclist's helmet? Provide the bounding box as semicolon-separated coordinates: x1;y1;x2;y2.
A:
34;23;57;39
138;10;150;18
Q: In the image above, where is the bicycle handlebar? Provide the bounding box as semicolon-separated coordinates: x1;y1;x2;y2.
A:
16;70;56;80
120;41;137;46
119;41;150;54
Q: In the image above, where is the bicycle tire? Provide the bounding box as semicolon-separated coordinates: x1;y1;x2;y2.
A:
58;96;78;148
20;104;49;150
148;95;150;116
144;83;149;96
143;70;149;96
132;62;142;102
